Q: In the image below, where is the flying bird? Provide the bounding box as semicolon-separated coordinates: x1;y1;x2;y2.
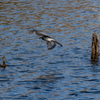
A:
31;29;63;50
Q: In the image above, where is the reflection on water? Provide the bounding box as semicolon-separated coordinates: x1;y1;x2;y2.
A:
0;0;100;99
91;59;99;66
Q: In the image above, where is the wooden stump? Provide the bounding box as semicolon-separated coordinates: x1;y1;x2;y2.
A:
91;33;99;60
0;56;8;69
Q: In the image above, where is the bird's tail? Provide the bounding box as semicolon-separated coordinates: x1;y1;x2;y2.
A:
55;41;63;47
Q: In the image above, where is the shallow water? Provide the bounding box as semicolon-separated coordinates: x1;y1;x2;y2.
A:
0;0;100;99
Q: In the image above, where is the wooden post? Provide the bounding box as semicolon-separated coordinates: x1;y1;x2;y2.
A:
0;56;8;69
91;33;99;60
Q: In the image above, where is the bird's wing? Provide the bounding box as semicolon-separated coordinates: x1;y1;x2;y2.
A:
38;32;50;37
31;29;50;37
47;41;56;50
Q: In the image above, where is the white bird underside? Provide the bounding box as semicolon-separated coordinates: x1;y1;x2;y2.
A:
45;38;55;41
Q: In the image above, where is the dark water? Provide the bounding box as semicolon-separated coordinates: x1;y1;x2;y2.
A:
0;0;100;99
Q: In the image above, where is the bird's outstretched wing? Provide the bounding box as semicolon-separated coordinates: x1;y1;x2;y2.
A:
31;29;50;37
47;41;56;50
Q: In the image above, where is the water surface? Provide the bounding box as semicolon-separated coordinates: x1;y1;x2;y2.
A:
0;0;100;99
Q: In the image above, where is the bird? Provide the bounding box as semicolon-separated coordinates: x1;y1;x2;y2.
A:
30;29;63;50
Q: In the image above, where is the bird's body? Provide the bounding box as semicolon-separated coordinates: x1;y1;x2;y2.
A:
31;29;62;50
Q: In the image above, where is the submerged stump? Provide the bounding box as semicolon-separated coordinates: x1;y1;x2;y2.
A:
0;56;8;69
91;33;99;60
